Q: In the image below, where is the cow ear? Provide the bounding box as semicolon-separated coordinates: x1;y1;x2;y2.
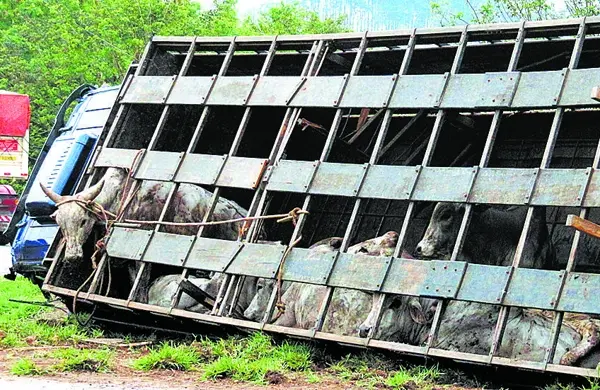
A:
408;298;428;325
50;211;58;220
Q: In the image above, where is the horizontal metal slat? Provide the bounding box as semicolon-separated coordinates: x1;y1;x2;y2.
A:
142;232;195;266
205;76;256;106
328;253;391;291
121;76;175;104
280;248;338;285
106;227;152;260
225;242;286;278
134;151;183;181
118;70;600;109
166;76;215;105
215;157;268;189
185;237;243;272
94;148;143;169
175;153;227;185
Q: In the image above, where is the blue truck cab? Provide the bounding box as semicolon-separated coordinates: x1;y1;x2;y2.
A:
5;84;119;284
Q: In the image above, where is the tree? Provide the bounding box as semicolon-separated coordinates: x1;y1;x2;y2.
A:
0;0;346;193
430;0;600;26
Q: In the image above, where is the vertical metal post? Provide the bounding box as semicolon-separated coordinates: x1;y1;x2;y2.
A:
366;26;469;341
258;33;369;327
125;38;199;303
421;21;528;352
488;18;587;362
542;19;590;365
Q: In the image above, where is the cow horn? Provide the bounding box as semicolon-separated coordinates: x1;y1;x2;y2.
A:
39;182;64;204
79;179;105;201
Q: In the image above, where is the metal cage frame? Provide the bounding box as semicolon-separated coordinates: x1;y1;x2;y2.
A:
42;17;600;377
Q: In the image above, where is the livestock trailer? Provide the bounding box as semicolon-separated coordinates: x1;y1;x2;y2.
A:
41;17;600;377
4;84;120;283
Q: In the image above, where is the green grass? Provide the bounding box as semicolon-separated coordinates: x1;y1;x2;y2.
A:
201;332;312;384
10;358;49;376
327;352;440;390
545;379;600;390
132;341;200;371
49;347;113;372
0;277;101;347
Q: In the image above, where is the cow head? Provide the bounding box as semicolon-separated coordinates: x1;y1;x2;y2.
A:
39;180;105;261
415;203;466;259
244;278;275;321
358;293;437;342
348;231;398;256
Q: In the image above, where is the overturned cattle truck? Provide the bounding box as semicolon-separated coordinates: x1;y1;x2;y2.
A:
42;17;600;377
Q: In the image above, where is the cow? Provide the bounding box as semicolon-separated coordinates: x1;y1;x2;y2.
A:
147;274;211;312
250;232;415;337
415;203;555;269
358;295;600;367
360;203;599;366
243;236;344;322
40;167;259;302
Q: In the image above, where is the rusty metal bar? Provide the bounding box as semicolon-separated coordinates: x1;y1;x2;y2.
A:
172;38;279;315
488;17;587;363
364;28;422;341
125;39;199;303
366;26;471;344
260;34;370;329
218;39;328;316
424;21;528;354
245;40;323;242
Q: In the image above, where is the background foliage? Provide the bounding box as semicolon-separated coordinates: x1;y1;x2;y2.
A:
0;0;346;192
431;0;600;26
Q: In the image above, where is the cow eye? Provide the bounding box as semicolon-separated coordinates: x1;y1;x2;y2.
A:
439;211;453;221
358;247;369;253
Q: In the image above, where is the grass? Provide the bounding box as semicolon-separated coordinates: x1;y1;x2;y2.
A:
10;358;48;376
49;347;113;372
199;332;312;384
3;276;600;389
132;342;200;371
326;352;440;389
0;276;101;347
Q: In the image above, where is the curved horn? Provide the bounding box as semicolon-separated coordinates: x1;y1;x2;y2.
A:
79;179;105;201
39;182;64;204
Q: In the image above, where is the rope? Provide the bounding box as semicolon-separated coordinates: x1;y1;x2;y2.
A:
70;149;145;326
270;235;302;323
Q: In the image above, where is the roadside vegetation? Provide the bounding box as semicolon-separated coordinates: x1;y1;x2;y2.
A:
2;276;600;389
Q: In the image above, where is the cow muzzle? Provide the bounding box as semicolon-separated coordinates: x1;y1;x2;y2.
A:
63;244;84;262
358;324;371;338
415;240;436;258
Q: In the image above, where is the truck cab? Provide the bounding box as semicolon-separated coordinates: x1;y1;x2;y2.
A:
6;85;119;284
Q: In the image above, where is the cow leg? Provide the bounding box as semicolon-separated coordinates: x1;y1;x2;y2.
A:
560;319;600;366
